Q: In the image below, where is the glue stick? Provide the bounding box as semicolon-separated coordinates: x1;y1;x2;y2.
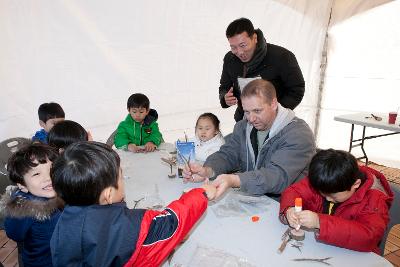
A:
294;197;302;230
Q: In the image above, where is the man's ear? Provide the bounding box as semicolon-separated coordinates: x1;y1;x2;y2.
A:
253;32;258;43
17;183;29;193
39;120;46;128
352;178;362;190
99;186;113;205
271;97;278;109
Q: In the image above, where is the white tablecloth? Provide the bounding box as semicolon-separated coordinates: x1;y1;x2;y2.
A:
118;144;392;267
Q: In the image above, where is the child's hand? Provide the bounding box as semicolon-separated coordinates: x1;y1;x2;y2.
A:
128;144;141;153
285;207;300;228
144;142;156;152
202;183;217;201
211;174;240;199
297;210;320;229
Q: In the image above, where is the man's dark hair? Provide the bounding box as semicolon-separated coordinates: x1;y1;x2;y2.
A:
47;120;88;150
241;79;276;105
308;149;364;194
196;113;221;133
226;17;255;38
127;93;150;110
7;143;58;185
51;141;120;205
38;102;65;123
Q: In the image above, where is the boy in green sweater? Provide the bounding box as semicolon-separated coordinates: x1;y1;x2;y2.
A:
114;93;163;152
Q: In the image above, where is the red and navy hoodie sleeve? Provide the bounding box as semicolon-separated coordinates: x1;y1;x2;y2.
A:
124;188;208;266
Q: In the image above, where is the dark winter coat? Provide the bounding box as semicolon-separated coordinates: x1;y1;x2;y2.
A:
0;187;63;267
219;29;305;121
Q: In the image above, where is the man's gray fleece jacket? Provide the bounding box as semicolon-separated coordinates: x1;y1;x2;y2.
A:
204;104;316;195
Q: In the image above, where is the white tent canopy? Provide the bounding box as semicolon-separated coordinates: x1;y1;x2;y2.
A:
1;0;399;167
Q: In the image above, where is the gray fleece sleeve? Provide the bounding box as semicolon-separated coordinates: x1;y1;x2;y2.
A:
203;121;245;178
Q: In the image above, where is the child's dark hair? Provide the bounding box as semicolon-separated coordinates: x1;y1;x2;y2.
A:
38;102;65;123
308;149;364;194
47;120;88;150
7;143;58;186
196;113;221;133
226;18;255;39
127;93;150;110
51;141;120;206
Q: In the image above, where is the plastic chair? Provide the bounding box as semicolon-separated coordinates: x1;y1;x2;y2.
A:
0;137;30;193
0;138;29;267
379;181;400;255
0;138;30;228
106;129;117;147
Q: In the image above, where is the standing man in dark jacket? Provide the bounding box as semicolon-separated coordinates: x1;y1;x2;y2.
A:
219;18;305;122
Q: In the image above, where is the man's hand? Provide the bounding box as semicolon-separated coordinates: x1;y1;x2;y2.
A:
212;174;240;199
128;144;142;153
87;131;93;141
224;87;238;106
182;163;211;183
297;210;320;229
144;142;156;152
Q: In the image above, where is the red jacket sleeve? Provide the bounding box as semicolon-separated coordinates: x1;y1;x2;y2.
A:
124;188;208;267
279;177;322;223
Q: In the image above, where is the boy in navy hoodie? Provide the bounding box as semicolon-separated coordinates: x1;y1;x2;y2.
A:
50;141;216;266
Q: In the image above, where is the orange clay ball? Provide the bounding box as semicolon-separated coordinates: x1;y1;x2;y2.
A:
251;216;260;222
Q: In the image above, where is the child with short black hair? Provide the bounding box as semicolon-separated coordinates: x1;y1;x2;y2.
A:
47;120;89;152
32;102;65;143
279;149;393;254
0;143;63;267
50;141;216;266
194;112;225;163
114;93;163;153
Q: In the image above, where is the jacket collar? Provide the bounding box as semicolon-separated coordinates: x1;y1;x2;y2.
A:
244;29;268;75
0;186;64;221
245;103;295;167
195;133;223;146
125;108;158;126
336;166;393;208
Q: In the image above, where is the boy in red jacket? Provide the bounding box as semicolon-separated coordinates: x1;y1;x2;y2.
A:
50;141;216;267
279;149;393;254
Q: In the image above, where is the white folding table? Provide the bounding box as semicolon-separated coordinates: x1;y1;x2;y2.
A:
118;144;392;266
334;112;400;165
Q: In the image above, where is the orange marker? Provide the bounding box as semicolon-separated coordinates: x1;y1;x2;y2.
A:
294;197;302;230
295;197;302;212
251;215;260;222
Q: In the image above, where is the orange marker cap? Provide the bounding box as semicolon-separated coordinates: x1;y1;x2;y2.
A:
295;197;302;207
251;215;260;222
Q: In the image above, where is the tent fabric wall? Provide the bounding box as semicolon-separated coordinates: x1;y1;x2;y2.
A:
317;0;400;168
0;0;331;142
1;1;398;167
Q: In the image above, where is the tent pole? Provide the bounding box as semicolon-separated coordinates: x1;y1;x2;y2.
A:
314;2;334;142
